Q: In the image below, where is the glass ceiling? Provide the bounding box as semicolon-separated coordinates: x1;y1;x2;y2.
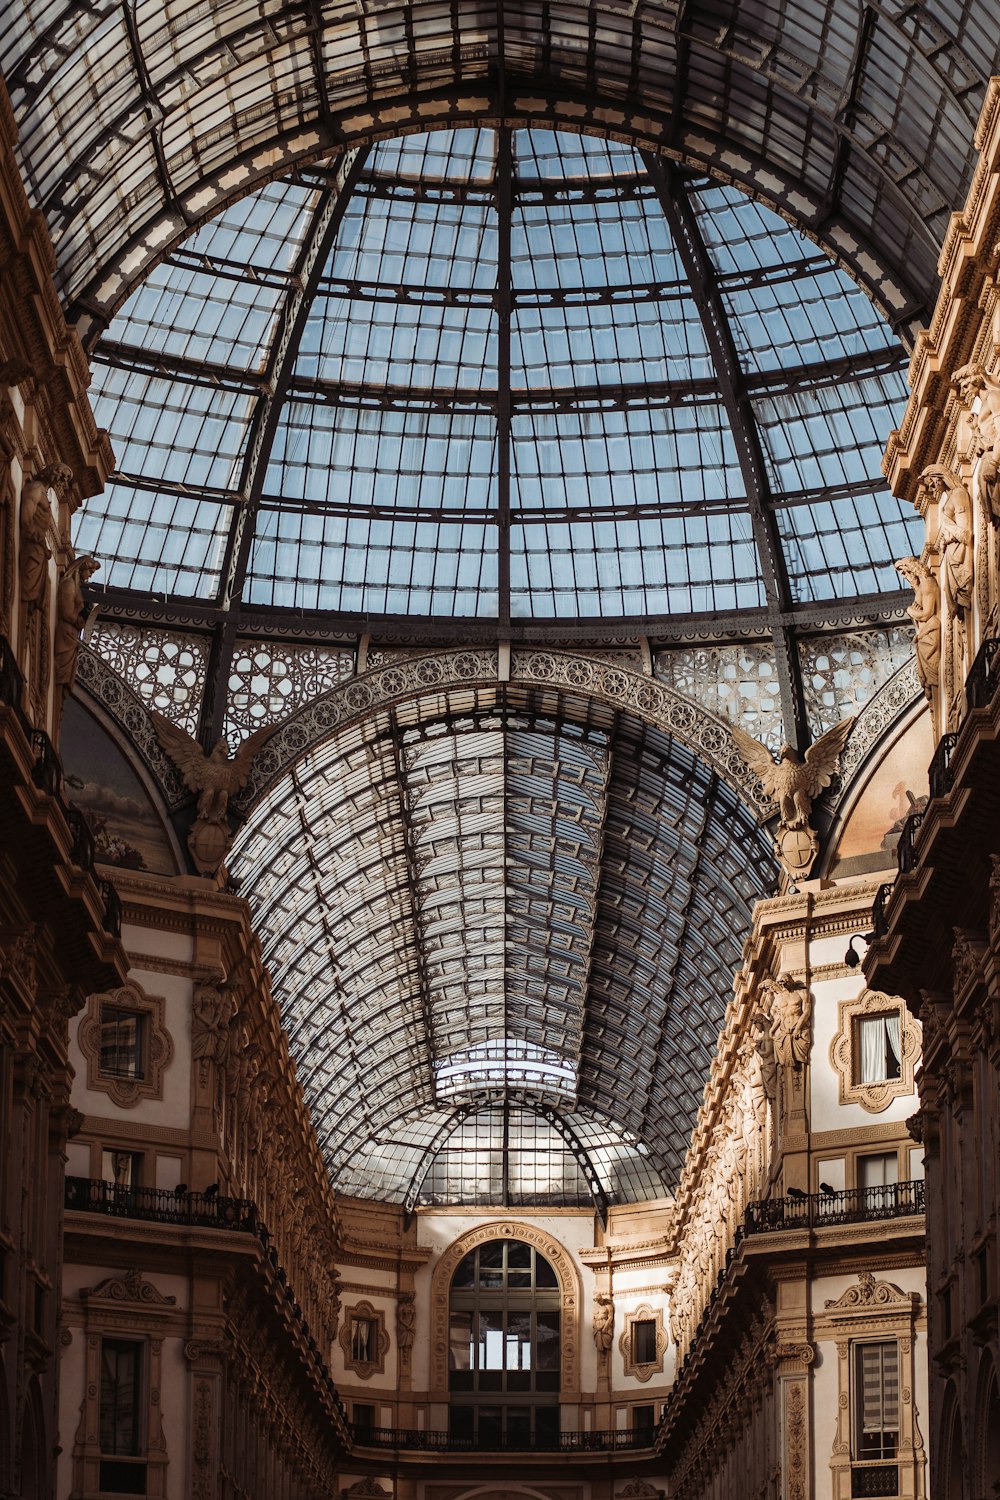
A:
77;128;920;630
230;687;778;1213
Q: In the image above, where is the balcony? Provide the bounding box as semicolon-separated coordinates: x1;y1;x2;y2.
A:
65;1176;258;1231
743;1180;924;1236
350;1424;651;1453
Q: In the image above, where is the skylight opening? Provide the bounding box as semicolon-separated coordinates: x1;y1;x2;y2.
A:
434;1039;577;1102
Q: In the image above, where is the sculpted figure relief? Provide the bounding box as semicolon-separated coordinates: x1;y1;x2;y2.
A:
922;466;973;619
396;1293;415;1355
19;479;51;606
762;975;810;1067
953;362;1000;521
731;718;852;881
54;554;99;688
593;1292;614;1355
191;983;236;1067
151;714;274;876
895;556;940;698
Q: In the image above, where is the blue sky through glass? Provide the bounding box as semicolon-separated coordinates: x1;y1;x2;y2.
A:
79;129;919;618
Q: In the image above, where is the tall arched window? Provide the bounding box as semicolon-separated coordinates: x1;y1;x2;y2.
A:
448;1239;560;1448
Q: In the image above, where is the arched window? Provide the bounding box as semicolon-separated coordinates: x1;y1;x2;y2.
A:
448;1239;560;1449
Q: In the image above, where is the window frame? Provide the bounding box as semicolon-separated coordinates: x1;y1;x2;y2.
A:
77;984;174;1109
830;989;920;1113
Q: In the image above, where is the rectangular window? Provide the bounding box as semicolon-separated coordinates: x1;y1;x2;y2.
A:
101;1150;141;1189
854;1013;902;1084
852;1341;899;1460
632;1318;657;1365
100;1339;143;1455
352;1403;375;1433
857;1152;899;1192
350;1316;376;1364
633;1404;655;1440
99;1008;145;1080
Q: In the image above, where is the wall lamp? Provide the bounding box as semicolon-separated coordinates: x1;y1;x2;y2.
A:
844;932;873;968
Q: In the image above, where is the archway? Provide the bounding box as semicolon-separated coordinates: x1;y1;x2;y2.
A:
430;1222;582;1401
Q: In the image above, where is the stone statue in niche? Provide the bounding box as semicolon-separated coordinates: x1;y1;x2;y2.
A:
191;982;237;1068
922;466;973;619
53;553;99;688
895;556;940;699
396;1292;415;1357
18;478;51;607
762;975;810;1068
952;362;1000;522
151;714;275;877
593;1292;614;1356
730;718;853;881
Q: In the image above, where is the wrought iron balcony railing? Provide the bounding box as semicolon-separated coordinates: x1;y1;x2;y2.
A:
928;731;959;800
350;1424;651;1452
895;810;925;875
65;1176;258;1232
871;881;895;939
964;635;1000;711
743;1179;924;1235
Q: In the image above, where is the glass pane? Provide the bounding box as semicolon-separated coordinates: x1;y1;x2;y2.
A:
506;1312;532;1371
535;1312;560;1372
535;1406;561;1446
535;1254;558;1289
449;1312;473;1371
477;1407;502;1447
452;1250;477;1289
506;1407;531;1446
507;1242;531;1269
478;1310;504;1369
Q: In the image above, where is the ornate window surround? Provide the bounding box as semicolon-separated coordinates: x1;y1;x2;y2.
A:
618;1304;668;1382
429;1220;582;1400
822;1271;927;1500
71;1270;176;1499
338;1300;389;1380
829;989;920;1114
77;983;174;1109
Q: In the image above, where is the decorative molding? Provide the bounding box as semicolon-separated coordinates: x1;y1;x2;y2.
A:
80;1269;176;1306
338;1299;389;1381
829;989;920;1113
785;1379;808;1500
341;1481;392;1499
234;648;771;814
77;982;174;1109
824;1271;921;1315
429;1220;581;1399
618;1303;668;1382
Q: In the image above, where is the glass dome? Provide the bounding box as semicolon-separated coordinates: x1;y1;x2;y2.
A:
77;127;920;631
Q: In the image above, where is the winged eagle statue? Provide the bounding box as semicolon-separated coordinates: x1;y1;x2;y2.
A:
151;713;275;877
730;718;854;880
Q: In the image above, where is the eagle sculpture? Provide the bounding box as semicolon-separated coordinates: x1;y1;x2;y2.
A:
151;713;274;824
730;719;854;829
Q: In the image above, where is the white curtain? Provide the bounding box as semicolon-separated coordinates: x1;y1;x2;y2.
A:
859;1016;885;1083
885;1012;902;1073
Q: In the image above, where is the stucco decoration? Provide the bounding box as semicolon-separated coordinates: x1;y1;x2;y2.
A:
338;1299;389;1380
619;1304;668;1382
77;982;174;1109
341;1480;392;1499
80;1269;176;1306
429;1221;582;1399
618;1483;666;1498
830;989;920;1113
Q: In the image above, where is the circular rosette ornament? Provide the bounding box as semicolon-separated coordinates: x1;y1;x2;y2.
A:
774;823;819;881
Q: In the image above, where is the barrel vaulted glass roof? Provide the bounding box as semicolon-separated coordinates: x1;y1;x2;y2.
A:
230;686;778;1212
77;128;920;645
